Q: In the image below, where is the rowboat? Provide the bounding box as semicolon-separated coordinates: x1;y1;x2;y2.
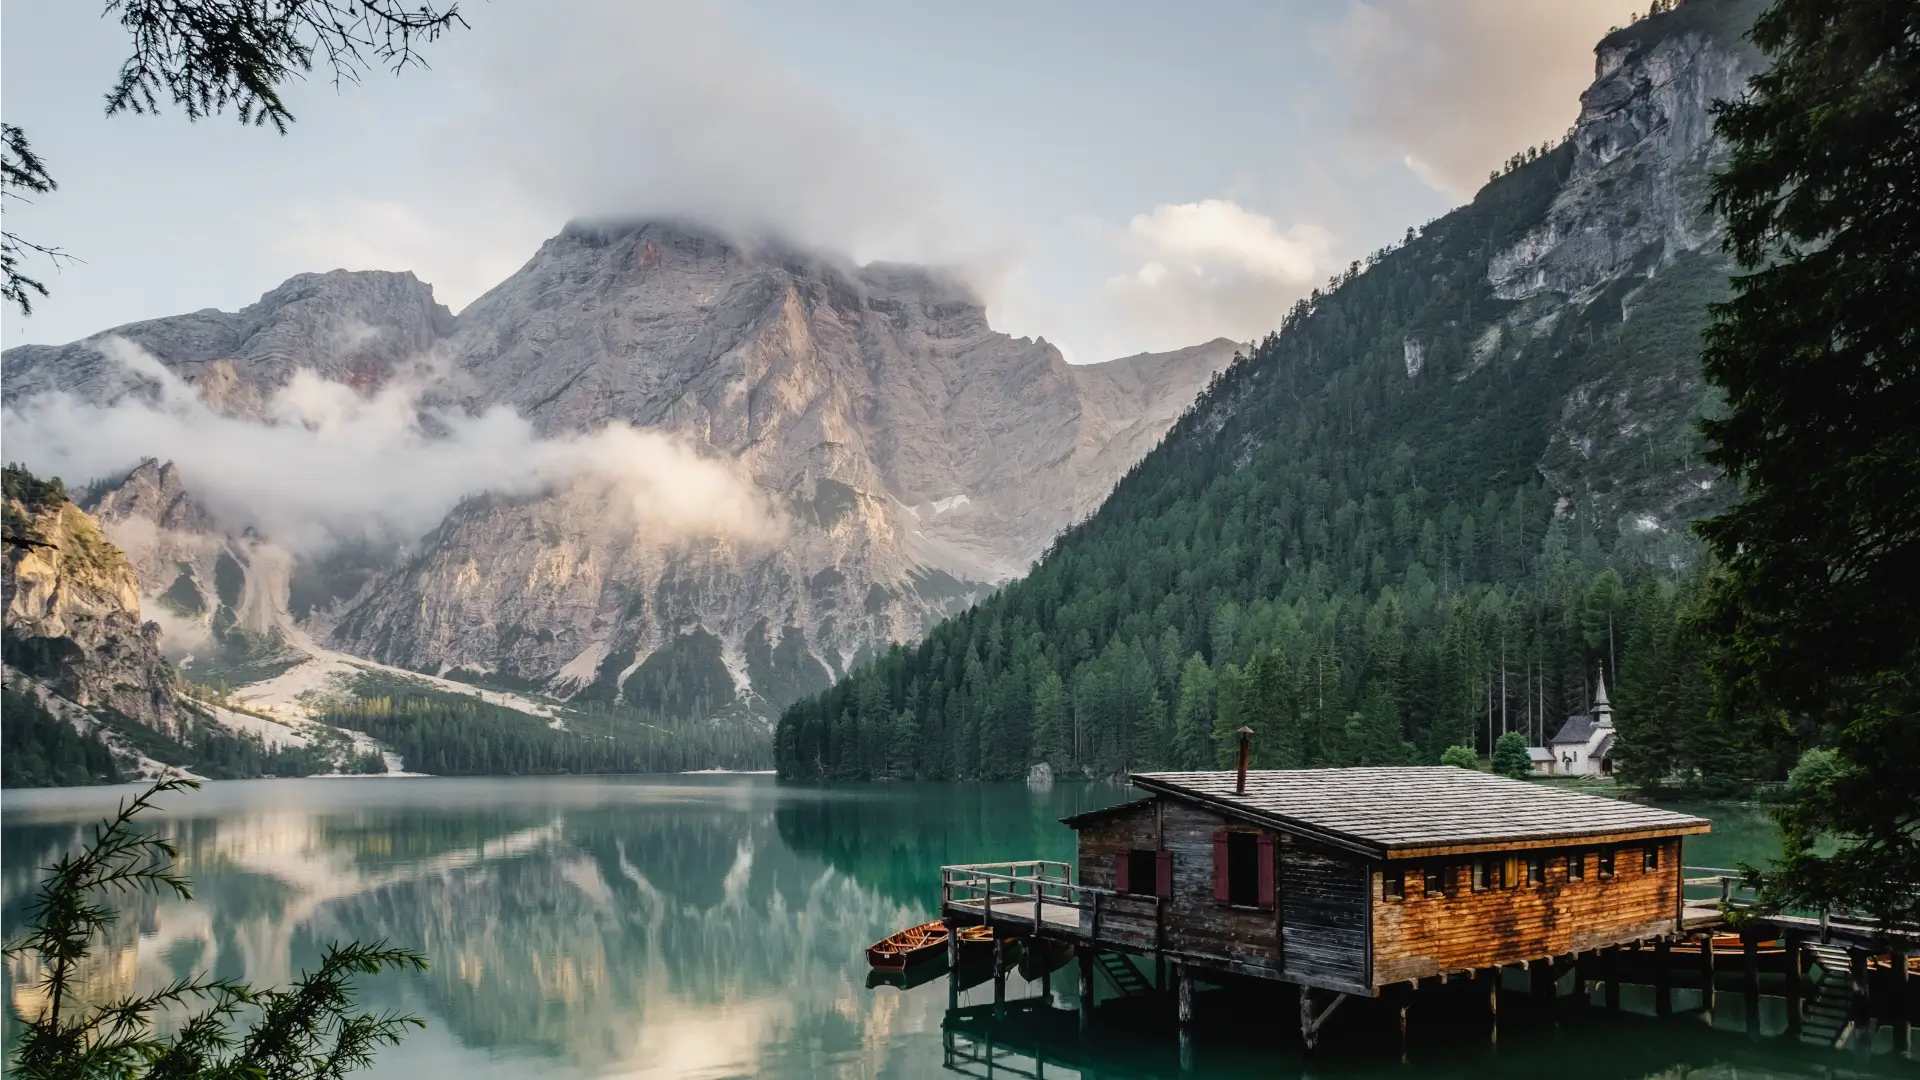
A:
867;920;949;970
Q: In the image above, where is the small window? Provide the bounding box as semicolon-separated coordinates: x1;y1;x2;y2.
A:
1384;869;1405;901
1527;855;1545;886
1124;849;1159;895
1598;848;1615;879
1567;851;1585;881
1473;855;1503;892
1643;844;1661;872
1424;865;1446;897
1227;832;1260;906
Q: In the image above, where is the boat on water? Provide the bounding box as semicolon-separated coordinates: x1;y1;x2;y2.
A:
867;920;949;970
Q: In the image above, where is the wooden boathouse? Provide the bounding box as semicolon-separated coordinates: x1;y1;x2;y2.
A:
941;763;1716;1048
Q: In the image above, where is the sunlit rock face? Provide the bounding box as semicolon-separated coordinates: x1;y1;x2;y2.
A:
3;222;1230;719
2;484;179;735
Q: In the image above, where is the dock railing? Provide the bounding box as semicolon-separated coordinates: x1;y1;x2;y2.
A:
1682;865;1918;944
940;860;1163;947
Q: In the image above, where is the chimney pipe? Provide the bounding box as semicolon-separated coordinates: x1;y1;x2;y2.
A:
1235;726;1254;795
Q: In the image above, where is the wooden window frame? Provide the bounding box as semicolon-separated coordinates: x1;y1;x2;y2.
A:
1212;829;1275;911
1598;847;1615;879
1115;848;1173;899
1384;868;1405;902
1423;864;1447;898
1567;850;1586;881
1527;854;1545;886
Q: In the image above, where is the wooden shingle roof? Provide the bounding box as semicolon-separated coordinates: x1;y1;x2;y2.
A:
1130;767;1709;859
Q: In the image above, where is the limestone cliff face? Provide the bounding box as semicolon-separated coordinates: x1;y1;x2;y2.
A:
1483;6;1763;547
2;226;1231;716
2;474;179;734
332;223;1233;707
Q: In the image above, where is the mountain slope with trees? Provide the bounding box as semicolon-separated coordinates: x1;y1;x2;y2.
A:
777;0;1774;786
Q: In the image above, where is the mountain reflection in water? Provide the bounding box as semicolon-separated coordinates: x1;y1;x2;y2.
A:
1;777;1906;1079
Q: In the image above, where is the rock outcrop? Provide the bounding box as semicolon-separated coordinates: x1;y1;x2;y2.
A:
3;468;179;735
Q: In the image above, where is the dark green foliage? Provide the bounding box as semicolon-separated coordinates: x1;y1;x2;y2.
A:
620;629;736;717
0;686;122;788
1492;731;1532;779
3;464;67;547
86;707;333;780
319;675;771;775
1697;0;1920;924
4;778;426;1078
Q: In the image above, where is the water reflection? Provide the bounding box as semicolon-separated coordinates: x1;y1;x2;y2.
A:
1;778;1907;1078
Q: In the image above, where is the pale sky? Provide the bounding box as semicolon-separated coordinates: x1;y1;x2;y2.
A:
1;0;1631;363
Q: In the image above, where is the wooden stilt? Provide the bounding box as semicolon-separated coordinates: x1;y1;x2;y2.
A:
1742;937;1762;1035
1530;958;1554;1004
1300;986;1315;1053
1486;969;1500;1046
947;918;960;1011
1078;949;1095;1033
1891;945;1910;1055
1572;951;1588;1000
1176;964;1193;1026
1700;935;1716;1016
1850;948;1870;1026
1656;938;1673;1016
1784;932;1802;1036
994;934;1006;1017
1604;948;1620;1010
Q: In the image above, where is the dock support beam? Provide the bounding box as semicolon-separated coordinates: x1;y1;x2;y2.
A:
993;934;1006;1017
1700;936;1716;1016
1784;932;1802;1036
1299;987;1345;1054
1892;945;1910;1055
1077;948;1095;1033
1656;939;1673;1016
1530;959;1555;1005
1743;937;1762;1035
1604;949;1620;1011
1176;964;1193;1026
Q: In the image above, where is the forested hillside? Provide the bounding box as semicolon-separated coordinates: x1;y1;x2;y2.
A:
776;0;1774;789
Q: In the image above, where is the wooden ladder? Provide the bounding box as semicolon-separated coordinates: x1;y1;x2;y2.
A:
1096;952;1155;999
1800;942;1854;1048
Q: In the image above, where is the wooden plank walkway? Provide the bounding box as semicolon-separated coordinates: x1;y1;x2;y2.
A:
947;897;1083;934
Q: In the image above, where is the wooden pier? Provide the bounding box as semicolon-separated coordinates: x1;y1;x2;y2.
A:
934;765;1918;1057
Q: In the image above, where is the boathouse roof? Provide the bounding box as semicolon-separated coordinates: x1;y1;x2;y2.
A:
1125;767;1709;859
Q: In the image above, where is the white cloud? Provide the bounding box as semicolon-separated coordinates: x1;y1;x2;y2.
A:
1325;0;1623;199
1100;200;1333;353
274;200;548;316
3;338;785;553
457;0;997;269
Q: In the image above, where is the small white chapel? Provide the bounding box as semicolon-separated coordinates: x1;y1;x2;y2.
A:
1529;672;1616;778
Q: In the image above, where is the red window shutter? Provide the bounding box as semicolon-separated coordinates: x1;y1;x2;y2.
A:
1114;852;1131;894
1156;849;1173;899
1212;829;1230;903
1257;834;1277;910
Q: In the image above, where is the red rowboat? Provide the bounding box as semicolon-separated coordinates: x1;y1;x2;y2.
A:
867;920;949;970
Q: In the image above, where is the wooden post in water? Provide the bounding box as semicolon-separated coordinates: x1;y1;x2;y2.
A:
1850;947;1870;1027
1573;951;1588;1000
1784;931;1802;1036
1176;964;1193;1026
1655;939;1673;1016
1891;944;1910;1055
993;933;1006;1017
1604;948;1620;1011
1077;948;1095;1033
1700;936;1716;1016
1743;937;1762;1035
1485;967;1500;1045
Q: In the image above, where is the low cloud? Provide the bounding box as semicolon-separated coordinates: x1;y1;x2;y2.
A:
3;338;784;553
1101;200;1333;353
1325;0;1623;199
461;0;993;268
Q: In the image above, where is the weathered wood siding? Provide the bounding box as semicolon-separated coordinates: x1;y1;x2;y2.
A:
1073;800;1165;951
1370;840;1682;987
1074;797;1285;978
1280;837;1370;992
